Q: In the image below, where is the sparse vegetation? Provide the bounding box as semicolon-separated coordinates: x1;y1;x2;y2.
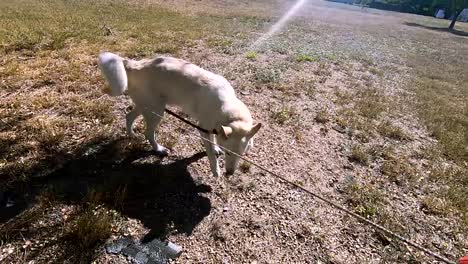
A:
408;39;468;226
344;183;384;219
380;156;417;185
354;88;387;119
349;145;370;165
377;120;408;140
66;207;112;250
369;67;383;77
254;67;282;86
315;109;330;124
420;196;450;216
245;51;258;60
271;106;295;125
295;53;319;62
239;161;252;173
1;0;467;262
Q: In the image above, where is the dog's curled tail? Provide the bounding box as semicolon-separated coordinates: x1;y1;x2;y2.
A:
98;52;128;96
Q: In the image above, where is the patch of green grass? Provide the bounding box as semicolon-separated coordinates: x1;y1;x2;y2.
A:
336;108;373;139
271;107;296;125
344;183;384;219
0;61;20;78
245;51;257;60
206;37;234;49
295;53;319;62
254;68;281;86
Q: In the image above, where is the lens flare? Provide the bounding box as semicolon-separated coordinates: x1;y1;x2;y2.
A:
249;0;308;51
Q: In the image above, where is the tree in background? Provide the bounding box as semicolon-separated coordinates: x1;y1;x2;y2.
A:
448;0;468;29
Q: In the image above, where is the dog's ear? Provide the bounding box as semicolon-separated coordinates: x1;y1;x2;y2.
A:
218;125;233;139
248;123;262;138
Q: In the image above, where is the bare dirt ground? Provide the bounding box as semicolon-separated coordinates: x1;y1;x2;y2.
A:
0;0;467;263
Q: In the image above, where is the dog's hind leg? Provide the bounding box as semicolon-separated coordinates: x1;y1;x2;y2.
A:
142;102;168;157
126;106;140;137
200;131;220;177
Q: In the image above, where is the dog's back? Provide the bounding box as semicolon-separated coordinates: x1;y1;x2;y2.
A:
124;56;239;123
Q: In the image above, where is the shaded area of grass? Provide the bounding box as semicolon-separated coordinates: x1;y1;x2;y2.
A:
0;138;211;262
404;22;468;37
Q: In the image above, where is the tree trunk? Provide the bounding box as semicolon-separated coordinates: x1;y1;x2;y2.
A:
449;9;462;30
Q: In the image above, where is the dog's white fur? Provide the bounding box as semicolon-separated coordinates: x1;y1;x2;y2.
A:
98;52;261;176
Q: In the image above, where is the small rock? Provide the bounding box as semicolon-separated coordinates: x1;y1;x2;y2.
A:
332;125;346;134
106;237;133;254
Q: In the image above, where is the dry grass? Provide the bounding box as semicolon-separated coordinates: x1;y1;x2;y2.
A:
380;156;417;186
344;183;384;219
239;161;252;173
314;109;330;124
420;196;451;216
1;0;468;262
349;145;370;166
271;106;296;125
377;120;409;140
354;88;387;120
407;33;468;226
65;207;112;250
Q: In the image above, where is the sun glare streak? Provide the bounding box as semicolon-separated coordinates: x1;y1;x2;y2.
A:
249;0;308;51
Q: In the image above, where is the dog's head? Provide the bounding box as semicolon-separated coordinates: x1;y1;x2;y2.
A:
215;121;262;175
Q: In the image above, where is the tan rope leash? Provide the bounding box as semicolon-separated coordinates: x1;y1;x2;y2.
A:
147;108;455;264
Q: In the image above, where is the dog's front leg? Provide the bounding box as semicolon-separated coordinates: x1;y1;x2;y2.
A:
211;134;223;156
200;131;220;177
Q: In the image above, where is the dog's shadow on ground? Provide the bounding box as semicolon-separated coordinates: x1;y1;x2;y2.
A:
404;22;468;37
0;137;212;241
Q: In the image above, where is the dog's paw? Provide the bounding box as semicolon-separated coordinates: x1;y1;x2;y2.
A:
213;146;223;156
210;166;221;177
154;146;169;157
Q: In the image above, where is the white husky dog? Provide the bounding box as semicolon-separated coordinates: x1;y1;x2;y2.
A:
98;52;261;177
